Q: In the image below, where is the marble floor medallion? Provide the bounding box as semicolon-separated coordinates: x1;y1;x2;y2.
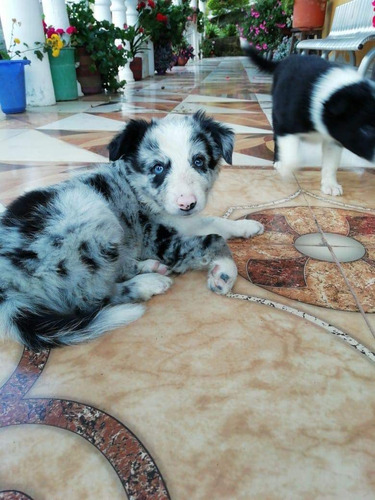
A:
229;206;375;312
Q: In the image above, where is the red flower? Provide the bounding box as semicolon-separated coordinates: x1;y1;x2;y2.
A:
117;44;124;50
56;28;65;35
148;0;155;7
137;1;146;9
42;20;48;34
46;28;56;38
123;23;128;29
156;12;168;23
66;26;77;35
139;27;145;33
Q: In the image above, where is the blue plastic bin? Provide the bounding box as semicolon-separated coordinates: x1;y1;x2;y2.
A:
0;59;30;114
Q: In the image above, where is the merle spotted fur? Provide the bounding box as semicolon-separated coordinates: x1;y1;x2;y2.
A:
0;112;263;349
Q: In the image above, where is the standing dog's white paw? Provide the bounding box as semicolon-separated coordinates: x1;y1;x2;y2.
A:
233;219;264;238
207;258;238;295
321;182;343;196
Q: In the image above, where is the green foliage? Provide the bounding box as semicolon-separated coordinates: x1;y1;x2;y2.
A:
67;0;132;92
204;22;221;39
222;24;238;37
138;0;193;47
200;37;216;58
207;0;249;17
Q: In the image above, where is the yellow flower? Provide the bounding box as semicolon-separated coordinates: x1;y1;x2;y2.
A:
51;34;59;40
13;38;20;44
52;48;60;57
46;38;53;46
57;40;64;49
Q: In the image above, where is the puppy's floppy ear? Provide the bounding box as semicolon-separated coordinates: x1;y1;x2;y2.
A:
193;110;235;165
108;119;151;161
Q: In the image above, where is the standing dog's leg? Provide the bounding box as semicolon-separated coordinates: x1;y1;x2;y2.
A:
274;134;300;178
321;139;343;196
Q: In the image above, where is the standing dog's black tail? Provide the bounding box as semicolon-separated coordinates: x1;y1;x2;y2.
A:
244;46;279;74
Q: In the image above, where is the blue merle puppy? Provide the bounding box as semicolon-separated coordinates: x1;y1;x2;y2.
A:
0;112;263;349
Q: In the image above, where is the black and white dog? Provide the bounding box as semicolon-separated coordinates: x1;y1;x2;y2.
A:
247;48;375;195
0;112;263;350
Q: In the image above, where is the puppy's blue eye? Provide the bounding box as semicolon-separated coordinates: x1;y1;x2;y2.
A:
194;157;204;168
154;164;164;174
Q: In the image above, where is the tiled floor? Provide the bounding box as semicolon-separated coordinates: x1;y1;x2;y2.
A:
1;57;375;500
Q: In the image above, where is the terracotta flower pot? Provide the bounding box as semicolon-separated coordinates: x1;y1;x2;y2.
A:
130;57;143;81
177;56;188;66
76;47;102;95
292;0;327;29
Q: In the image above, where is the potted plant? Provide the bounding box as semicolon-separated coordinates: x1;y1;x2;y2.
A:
43;22;79;101
237;0;293;54
67;0;131;93
175;38;195;66
0;18;44;114
137;0;193;74
125;24;149;81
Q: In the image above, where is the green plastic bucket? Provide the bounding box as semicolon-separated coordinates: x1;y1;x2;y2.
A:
0;59;30;114
48;47;78;101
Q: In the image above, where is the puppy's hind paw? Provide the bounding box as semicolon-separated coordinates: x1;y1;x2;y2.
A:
321;182;343;196
207;258;238;295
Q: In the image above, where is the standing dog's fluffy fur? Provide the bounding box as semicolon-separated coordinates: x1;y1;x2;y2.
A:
247;48;375;195
0;112;263;350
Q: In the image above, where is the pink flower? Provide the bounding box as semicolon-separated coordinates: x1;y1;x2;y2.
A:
275;23;286;28
46;28;56;38
42;20;48;34
117;44;123;50
373;15;375;27
262;43;268;50
56;28;65;35
123;23;128;29
372;0;375;5
66;26;77;35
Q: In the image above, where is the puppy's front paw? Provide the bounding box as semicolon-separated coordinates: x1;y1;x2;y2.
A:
134;273;173;301
321;182;343;196
235;219;264;238
207;258;238;295
138;259;170;275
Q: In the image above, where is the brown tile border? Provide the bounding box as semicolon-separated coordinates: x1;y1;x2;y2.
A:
0;348;170;500
0;492;34;500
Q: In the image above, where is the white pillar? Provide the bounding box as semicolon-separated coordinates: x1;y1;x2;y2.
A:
147;40;155;76
189;0;199;61
111;0;134;83
172;0;182;5
198;0;205;14
94;0;112;22
0;0;56;106
125;0;138;27
42;0;70;31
